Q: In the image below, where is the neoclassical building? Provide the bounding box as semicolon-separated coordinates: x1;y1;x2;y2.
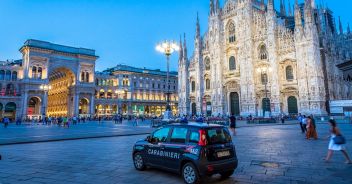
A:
94;65;178;117
178;0;352;117
0;39;178;120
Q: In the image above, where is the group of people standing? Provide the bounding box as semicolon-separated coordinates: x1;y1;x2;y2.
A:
298;114;318;140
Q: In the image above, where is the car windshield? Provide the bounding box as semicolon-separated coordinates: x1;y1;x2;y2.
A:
206;128;232;145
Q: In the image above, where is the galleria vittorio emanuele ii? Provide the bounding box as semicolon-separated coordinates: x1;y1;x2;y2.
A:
178;0;352;117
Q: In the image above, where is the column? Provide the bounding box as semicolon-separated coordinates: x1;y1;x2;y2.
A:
22;90;28;118
73;93;79;116
90;94;95;117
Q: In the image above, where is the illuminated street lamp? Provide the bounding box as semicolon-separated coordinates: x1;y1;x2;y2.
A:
156;40;180;120
40;84;52;118
256;65;272;117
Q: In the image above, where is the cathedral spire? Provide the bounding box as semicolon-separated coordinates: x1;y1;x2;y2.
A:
280;0;287;16
294;0;302;27
179;35;183;62
268;0;274;12
288;0;293;16
210;0;215;15
215;0;220;13
196;13;200;39
183;33;188;59
338;16;343;35
304;0;313;24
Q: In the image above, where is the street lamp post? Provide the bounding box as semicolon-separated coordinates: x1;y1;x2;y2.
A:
40;84;52;119
156;40;180;120
256;66;272;117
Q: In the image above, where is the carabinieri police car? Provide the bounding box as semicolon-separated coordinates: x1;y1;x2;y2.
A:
132;123;238;184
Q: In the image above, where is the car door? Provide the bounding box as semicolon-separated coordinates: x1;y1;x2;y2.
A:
146;127;171;167
163;127;189;171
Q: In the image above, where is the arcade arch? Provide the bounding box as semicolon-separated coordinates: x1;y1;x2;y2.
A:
47;68;75;117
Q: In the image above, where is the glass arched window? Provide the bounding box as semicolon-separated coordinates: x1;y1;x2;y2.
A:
5;70;11;81
32;66;37;78
85;72;90;82
205;57;210;71
229;56;236;70
6;83;14;95
227;22;236;43
11;71;17;81
0;70;5;80
37;67;42;79
261;73;268;84
81;72;85;82
286;66;294;80
259;45;268;60
206;79;210;90
191;81;196;92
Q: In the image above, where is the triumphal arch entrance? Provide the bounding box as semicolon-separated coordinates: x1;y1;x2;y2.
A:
20;39;98;118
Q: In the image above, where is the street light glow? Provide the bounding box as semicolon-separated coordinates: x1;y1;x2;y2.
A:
156;41;180;56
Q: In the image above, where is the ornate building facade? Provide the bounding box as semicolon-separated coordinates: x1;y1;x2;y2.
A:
94;65;178;117
0;40;178;120
178;0;352;117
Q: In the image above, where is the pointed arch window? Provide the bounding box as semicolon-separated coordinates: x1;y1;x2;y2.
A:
286;66;294;80
191;81;196;92
206;79;211;90
261;73;268;84
205;57;211;71
229;56;236;70
259;45;268;60
227;22;236;43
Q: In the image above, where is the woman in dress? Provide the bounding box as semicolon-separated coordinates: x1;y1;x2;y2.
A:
324;119;352;164
306;117;318;140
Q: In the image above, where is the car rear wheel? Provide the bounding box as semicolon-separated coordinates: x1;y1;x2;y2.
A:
182;162;200;184
133;153;146;171
220;170;234;178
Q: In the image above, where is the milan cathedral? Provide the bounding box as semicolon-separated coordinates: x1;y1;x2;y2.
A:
178;0;352;117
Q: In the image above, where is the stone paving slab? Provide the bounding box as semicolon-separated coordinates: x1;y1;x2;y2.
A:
1;123;352;184
0;120;304;146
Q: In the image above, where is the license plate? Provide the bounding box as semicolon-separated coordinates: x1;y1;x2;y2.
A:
217;150;230;158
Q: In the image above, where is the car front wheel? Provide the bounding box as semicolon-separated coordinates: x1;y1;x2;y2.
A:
133;153;146;171
182;162;200;184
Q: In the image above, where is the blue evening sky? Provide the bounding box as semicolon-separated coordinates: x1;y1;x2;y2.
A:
0;0;351;72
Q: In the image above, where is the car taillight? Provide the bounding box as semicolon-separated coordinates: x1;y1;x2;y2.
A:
198;129;207;146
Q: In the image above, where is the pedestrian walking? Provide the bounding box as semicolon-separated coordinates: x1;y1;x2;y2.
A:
98;116;102;124
302;115;307;133
114;115;118;124
229;113;236;136
3;117;10;128
324;119;352;164
306;116;318;140
133;116;138;126
72;116;77;125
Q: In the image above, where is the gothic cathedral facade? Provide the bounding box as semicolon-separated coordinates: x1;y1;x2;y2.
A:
178;0;352;117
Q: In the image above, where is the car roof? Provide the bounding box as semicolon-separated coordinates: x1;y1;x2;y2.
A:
166;122;224;128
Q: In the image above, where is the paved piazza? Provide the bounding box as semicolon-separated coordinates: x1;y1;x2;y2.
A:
1;123;352;184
